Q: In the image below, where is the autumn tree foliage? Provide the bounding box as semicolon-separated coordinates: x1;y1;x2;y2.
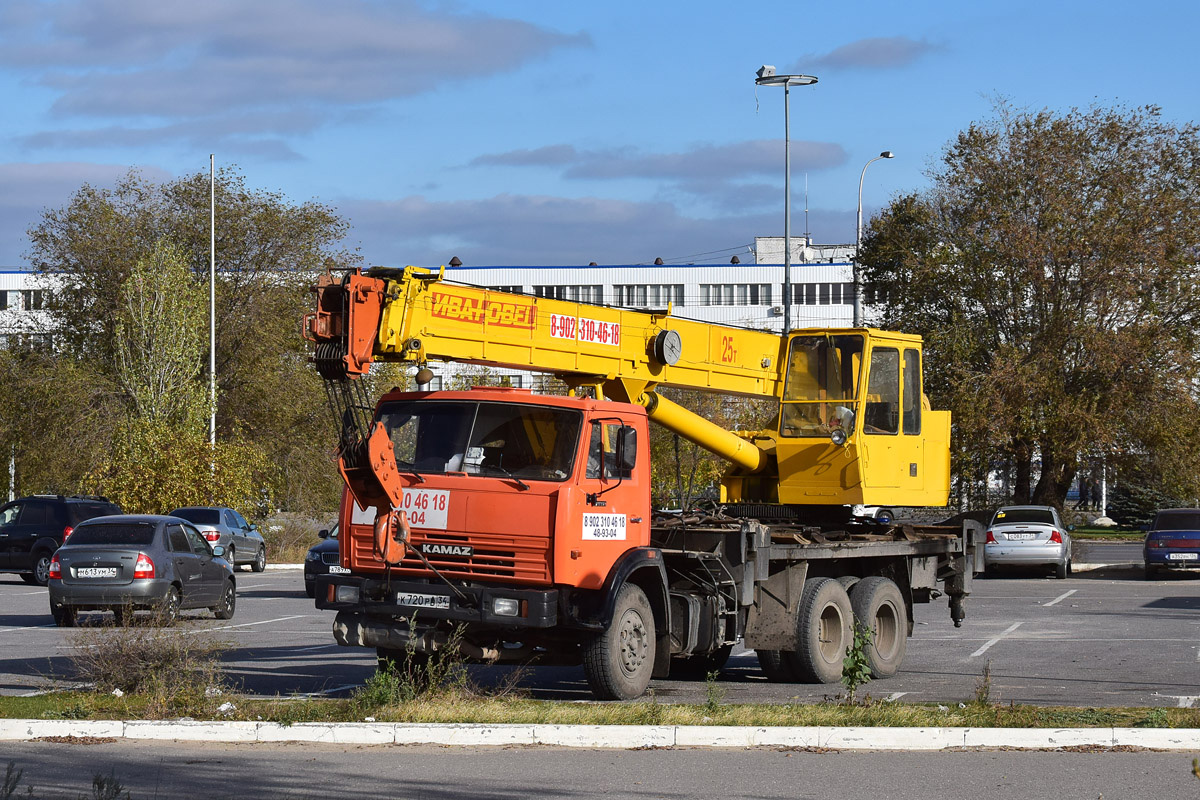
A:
860;103;1200;509
9;167;359;512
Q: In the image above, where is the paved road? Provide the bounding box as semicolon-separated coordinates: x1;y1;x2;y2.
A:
2;739;1199;799
2;564;1198;707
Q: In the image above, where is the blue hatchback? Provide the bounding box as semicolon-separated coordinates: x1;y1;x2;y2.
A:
1143;508;1200;580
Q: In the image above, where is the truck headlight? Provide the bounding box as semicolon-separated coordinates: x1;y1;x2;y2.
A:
334;585;360;604
492;597;520;617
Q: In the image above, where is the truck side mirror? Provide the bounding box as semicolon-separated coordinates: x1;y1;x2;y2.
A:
617;426;637;473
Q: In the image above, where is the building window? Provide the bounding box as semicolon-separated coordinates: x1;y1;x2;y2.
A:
700;284;772;306
487;285;522;294
21;290;45;311
0;291;8;310
613;284;684;308
533;285;603;304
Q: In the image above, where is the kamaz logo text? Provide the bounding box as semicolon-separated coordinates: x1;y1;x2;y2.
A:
420;543;474;557
431;292;535;329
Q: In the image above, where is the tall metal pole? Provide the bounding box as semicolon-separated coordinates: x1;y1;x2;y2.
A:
209;155;217;454
854;150;894;327
755;67;816;334
782;83;791;333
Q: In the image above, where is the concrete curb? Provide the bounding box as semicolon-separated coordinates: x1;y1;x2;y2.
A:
262;563;303;571
2;720;1198;750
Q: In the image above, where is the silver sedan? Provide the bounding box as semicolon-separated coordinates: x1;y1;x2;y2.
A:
984;505;1072;578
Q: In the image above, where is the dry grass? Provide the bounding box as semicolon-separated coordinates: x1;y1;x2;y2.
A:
66;615;232;718
10;691;1200;729
261;514;333;563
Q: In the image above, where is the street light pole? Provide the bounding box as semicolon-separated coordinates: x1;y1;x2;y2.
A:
756;66;817;334
854;150;894;327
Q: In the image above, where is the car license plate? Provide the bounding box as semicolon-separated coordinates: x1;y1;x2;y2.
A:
396;592;450;610
328;565;350;574
1007;533;1036;540
77;567;117;578
1168;553;1198;561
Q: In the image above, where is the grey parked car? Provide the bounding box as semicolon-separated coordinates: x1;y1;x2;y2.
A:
169;506;266;572
984;505;1073;579
48;515;236;626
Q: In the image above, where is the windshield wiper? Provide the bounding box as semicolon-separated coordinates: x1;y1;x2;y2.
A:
481;463;529;491
394;458;426;483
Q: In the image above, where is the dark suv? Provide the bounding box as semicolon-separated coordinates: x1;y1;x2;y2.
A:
0;495;122;585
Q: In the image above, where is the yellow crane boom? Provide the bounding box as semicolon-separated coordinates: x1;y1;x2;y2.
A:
306;265;950;510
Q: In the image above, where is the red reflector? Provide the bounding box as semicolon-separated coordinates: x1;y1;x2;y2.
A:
62;525;74;542
1050;530;1063;544
134;553;155;579
49;555;61;580
203;532;220;542
985;530;996;544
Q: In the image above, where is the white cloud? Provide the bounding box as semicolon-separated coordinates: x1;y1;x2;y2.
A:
800;36;941;71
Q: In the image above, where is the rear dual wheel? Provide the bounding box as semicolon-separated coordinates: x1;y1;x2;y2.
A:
757;576;907;683
848;577;907;678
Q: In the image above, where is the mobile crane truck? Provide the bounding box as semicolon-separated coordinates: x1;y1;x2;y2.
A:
305;265;975;700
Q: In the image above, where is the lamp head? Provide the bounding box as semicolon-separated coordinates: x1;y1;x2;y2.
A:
756;65;777;80
881;151;894;158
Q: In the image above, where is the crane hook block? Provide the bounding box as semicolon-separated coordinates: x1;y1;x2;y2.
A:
373;508;411;566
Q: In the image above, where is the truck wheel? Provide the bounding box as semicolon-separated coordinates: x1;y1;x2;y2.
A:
670;644;733;679
756;649;799;682
583;582;655;700
849;576;907;678
788;577;852;683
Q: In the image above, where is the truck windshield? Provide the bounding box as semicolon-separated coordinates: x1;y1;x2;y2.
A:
779;334;864;438
376;400;581;482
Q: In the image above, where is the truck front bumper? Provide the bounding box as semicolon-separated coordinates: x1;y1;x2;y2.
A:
314;574;559;628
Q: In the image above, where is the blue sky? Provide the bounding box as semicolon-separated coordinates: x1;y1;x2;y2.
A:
0;0;1196;267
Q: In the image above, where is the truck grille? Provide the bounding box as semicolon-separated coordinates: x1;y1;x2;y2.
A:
350;529;551;585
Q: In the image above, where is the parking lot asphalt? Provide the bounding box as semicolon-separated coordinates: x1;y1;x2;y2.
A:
1;560;1197;707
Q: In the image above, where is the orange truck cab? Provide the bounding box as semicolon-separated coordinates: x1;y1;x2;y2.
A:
318;386;673;698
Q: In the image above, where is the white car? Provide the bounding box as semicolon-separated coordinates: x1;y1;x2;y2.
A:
984;505;1072;579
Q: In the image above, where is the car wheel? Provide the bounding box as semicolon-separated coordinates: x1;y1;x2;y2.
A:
1055;560;1068;580
1144;564;1157;581
305;581;316;599
25;551;53;587
157;587;181;626
213;580;236;620
51;605;76;627
582;582;655;700
226;546;236;569
251;547;266;573
875;508;895;524
112;605;133;626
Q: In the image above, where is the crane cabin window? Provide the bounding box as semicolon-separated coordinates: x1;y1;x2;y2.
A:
864;348;900;435
779;334;864;437
903;348;921;435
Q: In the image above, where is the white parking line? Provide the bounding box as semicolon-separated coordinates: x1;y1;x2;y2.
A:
197;614;310;634
1043;589;1077;607
970;622;1022;658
